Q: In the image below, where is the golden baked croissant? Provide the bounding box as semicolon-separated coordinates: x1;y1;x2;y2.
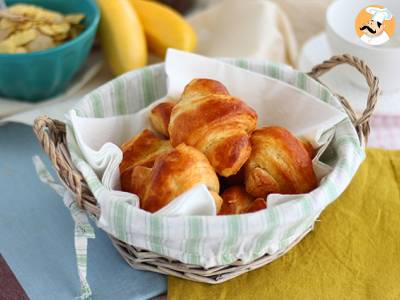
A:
219;186;267;215
149;101;175;137
119;129;172;173
245;126;317;198
168;79;258;177
128;143;223;213
119;129;172;191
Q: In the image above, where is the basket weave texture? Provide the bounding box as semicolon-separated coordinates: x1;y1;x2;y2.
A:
33;54;379;283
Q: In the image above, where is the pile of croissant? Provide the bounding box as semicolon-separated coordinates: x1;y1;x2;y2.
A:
120;79;318;215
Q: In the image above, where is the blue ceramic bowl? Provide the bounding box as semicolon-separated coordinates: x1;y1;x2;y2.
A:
0;0;99;102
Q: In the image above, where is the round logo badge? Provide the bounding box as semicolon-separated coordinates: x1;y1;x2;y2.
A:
355;5;395;46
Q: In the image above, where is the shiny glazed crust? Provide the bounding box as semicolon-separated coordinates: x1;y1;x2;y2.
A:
168;79;258;177
245;127;317;198
219;186;267;215
130;144;221;213
149;101;175;138
119;129;172;175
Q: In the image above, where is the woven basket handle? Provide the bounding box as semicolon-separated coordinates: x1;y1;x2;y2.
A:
33;116;84;207
307;54;379;145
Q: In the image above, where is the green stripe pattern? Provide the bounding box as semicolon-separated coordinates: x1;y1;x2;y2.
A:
66;58;365;268
33;156;95;299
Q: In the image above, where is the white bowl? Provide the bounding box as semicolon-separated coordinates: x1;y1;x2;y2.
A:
326;0;400;92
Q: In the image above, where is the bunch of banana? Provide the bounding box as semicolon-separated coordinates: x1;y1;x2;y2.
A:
96;0;197;75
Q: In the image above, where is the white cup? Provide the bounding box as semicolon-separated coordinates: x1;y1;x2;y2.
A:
326;0;400;92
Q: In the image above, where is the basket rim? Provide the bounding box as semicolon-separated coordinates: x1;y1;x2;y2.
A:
34;54;377;268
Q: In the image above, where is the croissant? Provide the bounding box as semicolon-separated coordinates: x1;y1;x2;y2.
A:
245;126;317;198
128;143;223;213
219;186;267;215
119;129;172;191
119;129;172;172
149;101;175;137
169;79;258;177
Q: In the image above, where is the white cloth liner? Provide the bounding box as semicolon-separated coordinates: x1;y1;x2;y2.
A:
68;49;346;216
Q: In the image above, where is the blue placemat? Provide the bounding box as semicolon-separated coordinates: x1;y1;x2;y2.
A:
0;123;167;300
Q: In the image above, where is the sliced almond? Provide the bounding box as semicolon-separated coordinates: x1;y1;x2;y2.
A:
8;4;38;15
10;29;37;46
65;14;85;25
0;10;27;22
51;22;70;34
16;21;34;31
0;27;13;42
0;39;16;53
38;24;55;36
26;33;54;52
0;4;85;53
0;18;17;30
38;11;64;24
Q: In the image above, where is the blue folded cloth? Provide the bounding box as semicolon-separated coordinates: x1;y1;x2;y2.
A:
0;123;167;300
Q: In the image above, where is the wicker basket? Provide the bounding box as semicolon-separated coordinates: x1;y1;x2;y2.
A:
33;54;379;284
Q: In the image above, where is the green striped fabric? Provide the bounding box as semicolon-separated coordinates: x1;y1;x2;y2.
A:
33;156;95;299
66;59;364;268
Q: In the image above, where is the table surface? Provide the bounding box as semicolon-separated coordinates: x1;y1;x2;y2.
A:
0;123;167;300
0;101;399;300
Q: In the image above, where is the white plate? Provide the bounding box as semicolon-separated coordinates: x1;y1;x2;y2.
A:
299;33;400;116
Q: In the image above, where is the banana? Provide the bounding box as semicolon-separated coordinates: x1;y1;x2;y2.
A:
129;0;197;58
96;0;147;75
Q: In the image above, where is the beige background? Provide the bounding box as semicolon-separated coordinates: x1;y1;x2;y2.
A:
197;0;333;46
270;0;333;46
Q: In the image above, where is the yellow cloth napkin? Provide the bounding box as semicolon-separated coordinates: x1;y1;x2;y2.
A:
168;149;400;300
